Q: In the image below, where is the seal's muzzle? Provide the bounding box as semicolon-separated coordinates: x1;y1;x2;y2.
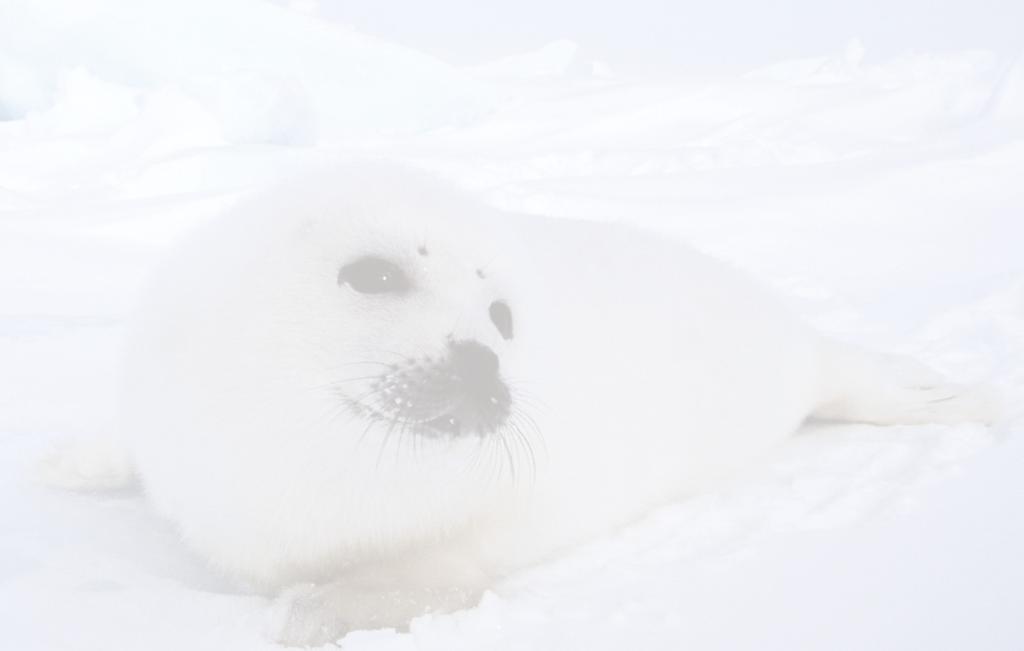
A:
368;339;511;437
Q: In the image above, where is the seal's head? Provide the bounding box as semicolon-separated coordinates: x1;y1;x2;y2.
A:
271;166;528;451
125;164;536;585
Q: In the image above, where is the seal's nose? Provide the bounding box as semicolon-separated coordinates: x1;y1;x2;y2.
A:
449;339;500;382
419;339;509;437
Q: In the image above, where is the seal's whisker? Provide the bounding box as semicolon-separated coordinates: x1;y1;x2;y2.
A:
319;360;400;377
466;434;490;480
496;428;517;484
375;416;402;471
344;387;381;414
394;416;413;467
344;347;411;361
336;359;395;367
476;436;497;487
506;381;550;415
515;410;544;455
505;385;545;462
505;425;527;477
490;434;508;486
506;418;537;483
335;376;381;386
354;415;379;452
312;375;379;393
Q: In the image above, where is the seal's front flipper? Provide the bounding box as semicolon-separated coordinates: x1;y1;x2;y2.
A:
268;560;484;647
812;341;999;426
34;436;137;492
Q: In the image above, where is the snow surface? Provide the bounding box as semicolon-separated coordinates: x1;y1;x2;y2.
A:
1;2;1023;649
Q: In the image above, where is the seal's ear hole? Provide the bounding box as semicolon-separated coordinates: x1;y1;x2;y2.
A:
489;300;514;340
338;256;412;295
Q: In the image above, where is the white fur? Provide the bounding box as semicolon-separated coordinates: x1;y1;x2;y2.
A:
114;164;993;645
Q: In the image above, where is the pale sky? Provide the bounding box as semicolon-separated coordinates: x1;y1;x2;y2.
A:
318;0;1023;72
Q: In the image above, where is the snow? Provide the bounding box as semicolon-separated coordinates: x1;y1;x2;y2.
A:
1;1;1022;649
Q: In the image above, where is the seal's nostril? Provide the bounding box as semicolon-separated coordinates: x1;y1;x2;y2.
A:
489;300;514;340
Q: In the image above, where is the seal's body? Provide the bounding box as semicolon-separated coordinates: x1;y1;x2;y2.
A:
117;165;991;644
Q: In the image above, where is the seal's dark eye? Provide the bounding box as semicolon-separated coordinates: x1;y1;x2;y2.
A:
489;300;514;340
338;257;411;295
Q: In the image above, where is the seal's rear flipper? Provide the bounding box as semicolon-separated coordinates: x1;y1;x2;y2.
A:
34;437;137;492
812;341;1000;426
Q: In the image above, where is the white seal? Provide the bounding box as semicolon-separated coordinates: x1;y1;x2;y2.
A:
109;164;992;645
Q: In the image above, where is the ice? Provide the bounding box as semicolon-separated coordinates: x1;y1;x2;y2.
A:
1;0;1022;649
469;39;611;80
0;0;496;142
992;54;1024;128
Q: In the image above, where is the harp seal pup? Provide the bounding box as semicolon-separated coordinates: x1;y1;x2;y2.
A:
109;164;992;645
